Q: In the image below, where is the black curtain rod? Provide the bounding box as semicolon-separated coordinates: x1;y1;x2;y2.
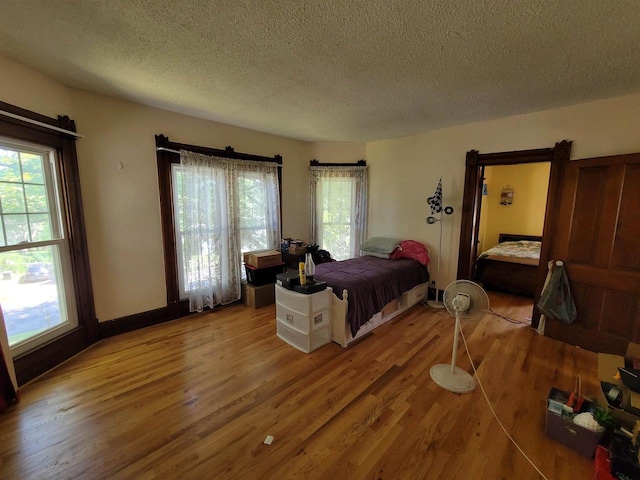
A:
155;134;282;164
310;159;366;167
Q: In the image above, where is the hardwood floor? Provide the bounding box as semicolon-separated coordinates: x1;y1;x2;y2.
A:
0;292;599;479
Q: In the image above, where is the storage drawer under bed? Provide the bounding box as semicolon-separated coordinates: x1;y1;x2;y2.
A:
399;283;428;308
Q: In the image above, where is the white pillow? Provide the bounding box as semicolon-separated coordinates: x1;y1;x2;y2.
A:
359;237;402;254
361;250;391;259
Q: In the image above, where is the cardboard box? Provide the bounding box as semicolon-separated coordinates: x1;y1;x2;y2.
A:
597;343;640;427
243;250;283;268
289;244;307;255
242;282;275;308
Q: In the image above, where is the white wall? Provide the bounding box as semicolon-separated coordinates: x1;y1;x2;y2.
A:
366;94;640;289
0;54;317;321
3;51;640;321
0;55;73;117
309;142;366;163
71;93;319;321
286;142;366;241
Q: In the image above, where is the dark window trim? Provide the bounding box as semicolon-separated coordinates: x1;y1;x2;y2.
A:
310;159;366;167
155;134;283;319
0;101;97;385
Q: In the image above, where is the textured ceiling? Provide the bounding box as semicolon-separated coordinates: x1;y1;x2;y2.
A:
1;0;639;142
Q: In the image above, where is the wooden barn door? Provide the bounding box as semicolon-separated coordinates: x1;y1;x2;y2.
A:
545;152;640;354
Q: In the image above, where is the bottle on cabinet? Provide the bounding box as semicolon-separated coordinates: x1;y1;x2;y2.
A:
304;253;316;281
298;262;306;285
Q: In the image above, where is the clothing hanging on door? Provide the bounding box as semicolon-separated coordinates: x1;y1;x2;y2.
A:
537;261;577;325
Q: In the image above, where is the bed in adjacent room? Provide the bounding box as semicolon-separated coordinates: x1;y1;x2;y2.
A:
313;238;430;348
474;233;542;297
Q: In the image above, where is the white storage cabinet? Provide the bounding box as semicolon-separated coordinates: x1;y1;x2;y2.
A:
275;285;332;353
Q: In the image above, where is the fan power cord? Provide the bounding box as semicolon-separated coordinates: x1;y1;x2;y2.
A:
487;307;528;325
459;327;550;480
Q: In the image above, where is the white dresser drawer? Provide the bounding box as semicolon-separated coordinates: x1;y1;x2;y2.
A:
277;320;331;353
277;303;330;334
275;285;332;352
275;284;330;313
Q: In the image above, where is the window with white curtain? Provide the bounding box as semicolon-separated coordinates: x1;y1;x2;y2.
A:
172;150;280;312
310;163;368;260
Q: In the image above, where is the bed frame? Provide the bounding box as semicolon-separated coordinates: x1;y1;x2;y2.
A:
330;282;429;348
497;233;542;243
475;233;542;297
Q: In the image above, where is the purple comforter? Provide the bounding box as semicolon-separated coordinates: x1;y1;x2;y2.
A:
314;256;429;337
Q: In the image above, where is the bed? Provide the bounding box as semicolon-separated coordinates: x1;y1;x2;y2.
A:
474;233;542;297
313;239;429;348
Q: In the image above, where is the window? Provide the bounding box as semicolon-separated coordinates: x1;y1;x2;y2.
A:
0;138;78;355
310;162;368;260
171;157;280;301
0;101;96;386
156;135;282;316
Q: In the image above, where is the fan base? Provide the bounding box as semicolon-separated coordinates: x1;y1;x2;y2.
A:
426;300;445;309
430;364;475;393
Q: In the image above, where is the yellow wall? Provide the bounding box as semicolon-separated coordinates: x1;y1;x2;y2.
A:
478;163;550;253
477;167;492;254
3;51;640;322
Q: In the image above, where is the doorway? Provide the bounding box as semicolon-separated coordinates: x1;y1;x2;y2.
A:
457;141;572;328
475;163;551;319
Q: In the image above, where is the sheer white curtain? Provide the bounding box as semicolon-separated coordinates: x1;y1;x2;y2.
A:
310;165;368;260
178;150;280;312
0;305;18;412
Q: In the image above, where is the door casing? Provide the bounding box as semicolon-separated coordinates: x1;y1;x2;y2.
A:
457;141;572;328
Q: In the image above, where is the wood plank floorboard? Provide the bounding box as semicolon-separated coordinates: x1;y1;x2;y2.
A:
0;292;599;479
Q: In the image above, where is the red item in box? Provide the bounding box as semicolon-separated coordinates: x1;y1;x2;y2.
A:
595;446;615;480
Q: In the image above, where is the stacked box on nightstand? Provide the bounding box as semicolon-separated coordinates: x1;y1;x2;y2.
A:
243;250;283;268
242;250;284;308
275;284;332;353
243;249;284;286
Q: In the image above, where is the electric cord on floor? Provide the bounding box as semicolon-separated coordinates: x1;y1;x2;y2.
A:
459;327;549;480
423;301;532;324
486;307;530;325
